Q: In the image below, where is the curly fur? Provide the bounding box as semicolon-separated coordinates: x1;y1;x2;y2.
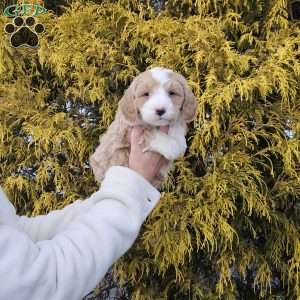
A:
90;67;197;188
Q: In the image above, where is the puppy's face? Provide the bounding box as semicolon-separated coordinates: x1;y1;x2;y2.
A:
119;67;196;126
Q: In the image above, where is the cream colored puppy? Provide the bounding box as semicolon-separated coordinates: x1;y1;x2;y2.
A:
90;67;197;187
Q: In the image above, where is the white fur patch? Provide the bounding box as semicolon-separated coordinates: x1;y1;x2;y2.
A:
150;67;171;85
142;117;187;161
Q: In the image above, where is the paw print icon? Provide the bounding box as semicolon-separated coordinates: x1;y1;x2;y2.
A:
4;16;45;48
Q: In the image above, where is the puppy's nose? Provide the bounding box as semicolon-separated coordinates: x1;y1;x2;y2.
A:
155;108;166;116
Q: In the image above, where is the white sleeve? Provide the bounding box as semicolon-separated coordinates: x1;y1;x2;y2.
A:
0;166;161;300
18;192;102;242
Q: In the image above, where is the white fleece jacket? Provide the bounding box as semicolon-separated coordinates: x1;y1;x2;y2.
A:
0;166;161;300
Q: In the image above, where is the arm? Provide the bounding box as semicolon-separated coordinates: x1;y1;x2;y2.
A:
18;192;101;242
0;166;160;300
17;126;166;242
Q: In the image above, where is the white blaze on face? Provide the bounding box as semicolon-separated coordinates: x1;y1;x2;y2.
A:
140;67;177;126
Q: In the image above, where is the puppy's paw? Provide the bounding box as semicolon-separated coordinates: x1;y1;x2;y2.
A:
161;145;182;161
144;131;184;161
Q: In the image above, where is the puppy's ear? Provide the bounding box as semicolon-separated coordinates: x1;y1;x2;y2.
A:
118;80;137;123
182;82;197;123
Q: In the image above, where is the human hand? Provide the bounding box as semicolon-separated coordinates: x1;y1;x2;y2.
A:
129;126;169;185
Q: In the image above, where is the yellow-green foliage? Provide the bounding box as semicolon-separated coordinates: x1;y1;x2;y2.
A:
0;0;300;299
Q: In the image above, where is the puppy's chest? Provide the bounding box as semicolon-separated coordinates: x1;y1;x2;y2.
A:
108;127;158;168
120;126;158;150
111;120;185;155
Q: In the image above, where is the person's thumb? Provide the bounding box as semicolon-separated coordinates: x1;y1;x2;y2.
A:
131;126;144;144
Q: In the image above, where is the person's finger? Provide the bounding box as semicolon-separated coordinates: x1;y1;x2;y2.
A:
131;126;144;144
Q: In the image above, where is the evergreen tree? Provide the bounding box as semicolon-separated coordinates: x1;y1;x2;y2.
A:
0;0;300;299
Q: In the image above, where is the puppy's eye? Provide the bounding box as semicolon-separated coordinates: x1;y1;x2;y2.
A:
143;92;149;97
169;91;177;96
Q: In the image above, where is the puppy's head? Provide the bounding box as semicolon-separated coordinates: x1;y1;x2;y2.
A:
119;67;197;126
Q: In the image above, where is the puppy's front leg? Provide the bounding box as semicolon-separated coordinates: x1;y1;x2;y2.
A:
143;130;187;161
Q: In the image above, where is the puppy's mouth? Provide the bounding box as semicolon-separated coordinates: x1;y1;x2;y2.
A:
152;115;173;126
137;108;174;126
158;116;171;122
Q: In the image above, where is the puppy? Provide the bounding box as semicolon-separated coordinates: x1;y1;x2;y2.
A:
90;67;197;188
